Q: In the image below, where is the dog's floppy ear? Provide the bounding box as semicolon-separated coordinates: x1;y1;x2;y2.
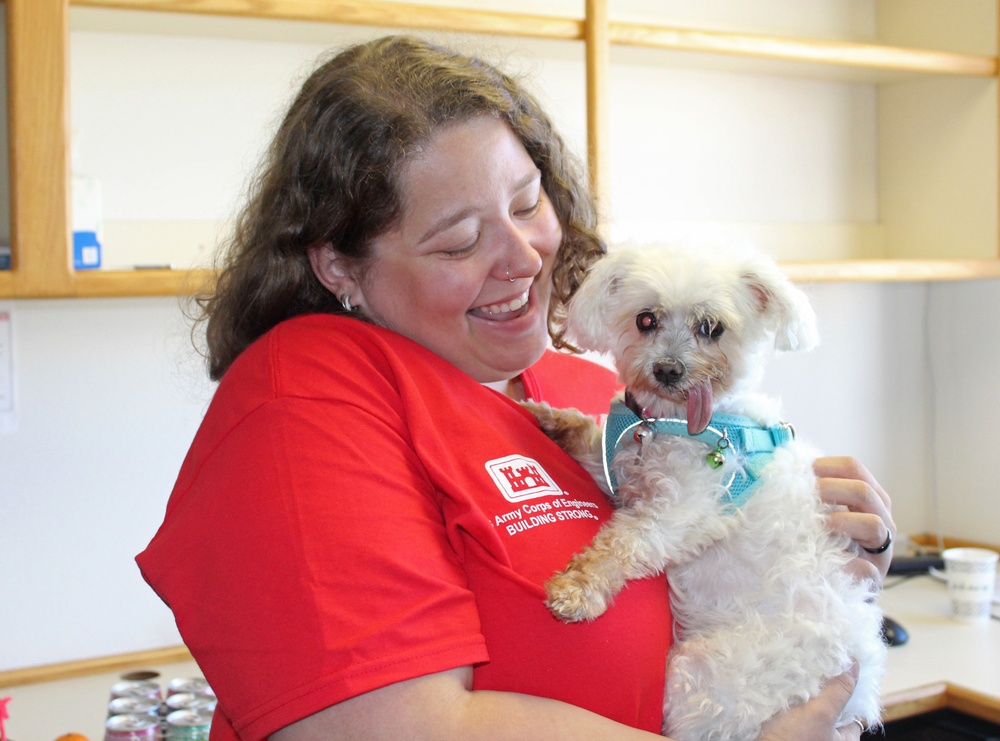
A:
739;259;819;352
566;251;632;353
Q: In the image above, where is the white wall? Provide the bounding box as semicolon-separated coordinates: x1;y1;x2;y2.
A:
760;281;934;531
2;2;999;672
927;279;1000;544
1;298;214;669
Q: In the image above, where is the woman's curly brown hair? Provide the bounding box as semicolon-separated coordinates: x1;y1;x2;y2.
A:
199;35;605;380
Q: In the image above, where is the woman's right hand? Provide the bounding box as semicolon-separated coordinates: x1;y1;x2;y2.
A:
758;663;865;741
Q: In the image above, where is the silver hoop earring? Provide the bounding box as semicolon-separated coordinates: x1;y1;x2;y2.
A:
506;264;515;282
340;294;353;313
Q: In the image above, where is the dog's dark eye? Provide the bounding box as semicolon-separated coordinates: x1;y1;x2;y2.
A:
699;319;724;340
636;311;658;333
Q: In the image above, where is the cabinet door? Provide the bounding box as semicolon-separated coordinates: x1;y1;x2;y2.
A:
4;0;74;297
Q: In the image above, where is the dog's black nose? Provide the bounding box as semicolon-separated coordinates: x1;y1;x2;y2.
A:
653;359;685;387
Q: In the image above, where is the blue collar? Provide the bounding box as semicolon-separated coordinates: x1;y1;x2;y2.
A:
602;399;795;507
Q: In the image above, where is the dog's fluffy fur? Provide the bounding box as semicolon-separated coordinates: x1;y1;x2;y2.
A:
527;243;885;741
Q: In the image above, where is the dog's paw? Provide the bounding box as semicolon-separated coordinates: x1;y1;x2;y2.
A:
519;400;561;435
544;569;610;622
520;401;600;453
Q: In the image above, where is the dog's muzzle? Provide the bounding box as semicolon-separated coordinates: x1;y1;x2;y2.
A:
653;358;685;387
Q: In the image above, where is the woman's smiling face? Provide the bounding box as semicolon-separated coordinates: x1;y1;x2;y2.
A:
326;116;563;382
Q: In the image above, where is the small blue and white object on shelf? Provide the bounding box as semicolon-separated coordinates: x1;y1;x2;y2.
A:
72;172;103;270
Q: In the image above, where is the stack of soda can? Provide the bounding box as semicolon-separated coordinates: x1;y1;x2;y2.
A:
104;676;215;740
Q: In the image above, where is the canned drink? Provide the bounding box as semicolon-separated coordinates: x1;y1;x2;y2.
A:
104;713;160;740
119;670;161;682
165;708;213;740
166;692;216;713
166;677;214;697
110;679;162;702
108;696;160;718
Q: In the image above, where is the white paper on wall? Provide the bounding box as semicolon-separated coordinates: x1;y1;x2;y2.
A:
0;303;17;433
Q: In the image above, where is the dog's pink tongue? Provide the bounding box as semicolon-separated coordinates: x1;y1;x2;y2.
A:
687;382;714;435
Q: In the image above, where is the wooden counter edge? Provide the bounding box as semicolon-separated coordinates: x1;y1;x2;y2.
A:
882;682;1000;724
0;645;194;689
5;651;1000;729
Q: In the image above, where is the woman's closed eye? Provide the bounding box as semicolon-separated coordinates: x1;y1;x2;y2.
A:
514;199;541;219
440;235;479;257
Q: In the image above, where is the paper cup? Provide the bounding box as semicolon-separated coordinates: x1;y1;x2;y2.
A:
942;547;998;623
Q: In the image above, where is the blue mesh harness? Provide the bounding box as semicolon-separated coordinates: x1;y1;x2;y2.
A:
602;399;795;508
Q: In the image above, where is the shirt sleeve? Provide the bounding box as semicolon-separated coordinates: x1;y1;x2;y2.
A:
137;332;489;740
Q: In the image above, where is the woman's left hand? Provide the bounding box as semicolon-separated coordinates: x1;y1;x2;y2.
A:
814;456;896;584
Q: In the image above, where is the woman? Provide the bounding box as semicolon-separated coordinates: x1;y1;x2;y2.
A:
138;36;894;740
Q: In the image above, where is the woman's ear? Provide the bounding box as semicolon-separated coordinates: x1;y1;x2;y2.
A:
308;242;358;302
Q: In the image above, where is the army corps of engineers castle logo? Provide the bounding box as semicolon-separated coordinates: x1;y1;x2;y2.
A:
485;455;562;503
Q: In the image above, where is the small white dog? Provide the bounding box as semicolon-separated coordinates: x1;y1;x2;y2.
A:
527;243;885;741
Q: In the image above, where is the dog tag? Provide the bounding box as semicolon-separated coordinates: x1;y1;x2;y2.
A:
707;432;729;469
634;423;655;455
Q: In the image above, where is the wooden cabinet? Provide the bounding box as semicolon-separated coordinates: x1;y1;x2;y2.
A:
3;0;1000;299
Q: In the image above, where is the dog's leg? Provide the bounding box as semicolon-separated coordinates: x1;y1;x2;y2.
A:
546;494;732;622
520;401;608;493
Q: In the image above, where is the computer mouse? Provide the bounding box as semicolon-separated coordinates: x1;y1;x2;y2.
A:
880;615;909;647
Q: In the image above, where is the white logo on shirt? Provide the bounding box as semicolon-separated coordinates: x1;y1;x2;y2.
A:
485;455;562;503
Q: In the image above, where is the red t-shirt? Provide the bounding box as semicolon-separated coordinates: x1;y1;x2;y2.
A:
137;315;670;740
524;347;618;415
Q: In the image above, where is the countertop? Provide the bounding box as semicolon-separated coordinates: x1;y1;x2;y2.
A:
876;571;1000;702
2;574;998;740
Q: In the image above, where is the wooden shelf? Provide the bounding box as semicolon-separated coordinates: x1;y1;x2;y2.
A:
782;259;1000;283
74;268;217;298
71;0;999;81
6;259;998;301
70;0;998;79
0;268;216;299
609;24;997;80
3;0;998;301
70;0;584;39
